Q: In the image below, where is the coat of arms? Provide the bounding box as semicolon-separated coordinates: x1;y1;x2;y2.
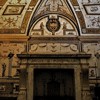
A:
46;16;60;35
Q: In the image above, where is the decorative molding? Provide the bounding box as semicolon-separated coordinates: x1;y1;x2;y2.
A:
0;35;29;42
76;11;86;29
28;43;79;54
79;36;100;42
13;83;19;94
17;54;91;59
28;36;79;43
0;78;19;83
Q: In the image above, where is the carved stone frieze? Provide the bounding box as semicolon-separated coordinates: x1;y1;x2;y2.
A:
28;43;79;54
28;58;80;65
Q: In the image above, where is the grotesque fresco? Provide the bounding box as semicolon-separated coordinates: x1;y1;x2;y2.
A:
0;0;100;100
0;43;26;77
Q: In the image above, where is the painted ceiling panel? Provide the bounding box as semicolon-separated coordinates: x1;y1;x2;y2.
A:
0;0;37;34
77;0;100;35
0;0;99;36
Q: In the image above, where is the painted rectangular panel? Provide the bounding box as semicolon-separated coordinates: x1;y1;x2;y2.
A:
3;5;25;15
83;4;100;15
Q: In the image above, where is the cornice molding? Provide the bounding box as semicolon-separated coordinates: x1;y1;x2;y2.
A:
79;36;100;42
0;35;29;42
17;54;91;59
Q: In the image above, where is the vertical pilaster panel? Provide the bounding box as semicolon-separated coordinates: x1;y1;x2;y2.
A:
17;65;27;100
75;66;81;100
27;66;34;100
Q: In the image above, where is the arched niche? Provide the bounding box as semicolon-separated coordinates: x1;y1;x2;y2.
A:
29;14;79;36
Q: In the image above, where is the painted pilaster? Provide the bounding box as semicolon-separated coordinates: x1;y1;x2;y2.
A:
17;65;27;100
27;66;34;100
75;66;81;100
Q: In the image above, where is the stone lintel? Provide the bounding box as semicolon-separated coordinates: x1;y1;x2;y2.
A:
17;54;91;59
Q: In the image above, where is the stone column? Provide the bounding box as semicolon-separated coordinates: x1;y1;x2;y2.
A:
27;66;34;100
17;65;27;100
74;66;81;100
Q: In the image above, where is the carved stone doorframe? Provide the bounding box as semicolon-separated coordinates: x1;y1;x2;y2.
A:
27;65;81;100
17;54;91;100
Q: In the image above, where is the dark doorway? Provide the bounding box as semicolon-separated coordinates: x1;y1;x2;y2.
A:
34;69;75;100
47;80;60;96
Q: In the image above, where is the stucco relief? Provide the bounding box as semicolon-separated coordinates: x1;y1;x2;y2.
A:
29;43;79;54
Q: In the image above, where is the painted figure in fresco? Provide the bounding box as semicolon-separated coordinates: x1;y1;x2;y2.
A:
2;63;6;77
89;69;96;77
14;69;20;77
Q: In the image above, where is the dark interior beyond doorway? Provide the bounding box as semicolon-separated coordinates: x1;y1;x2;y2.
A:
34;68;75;100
